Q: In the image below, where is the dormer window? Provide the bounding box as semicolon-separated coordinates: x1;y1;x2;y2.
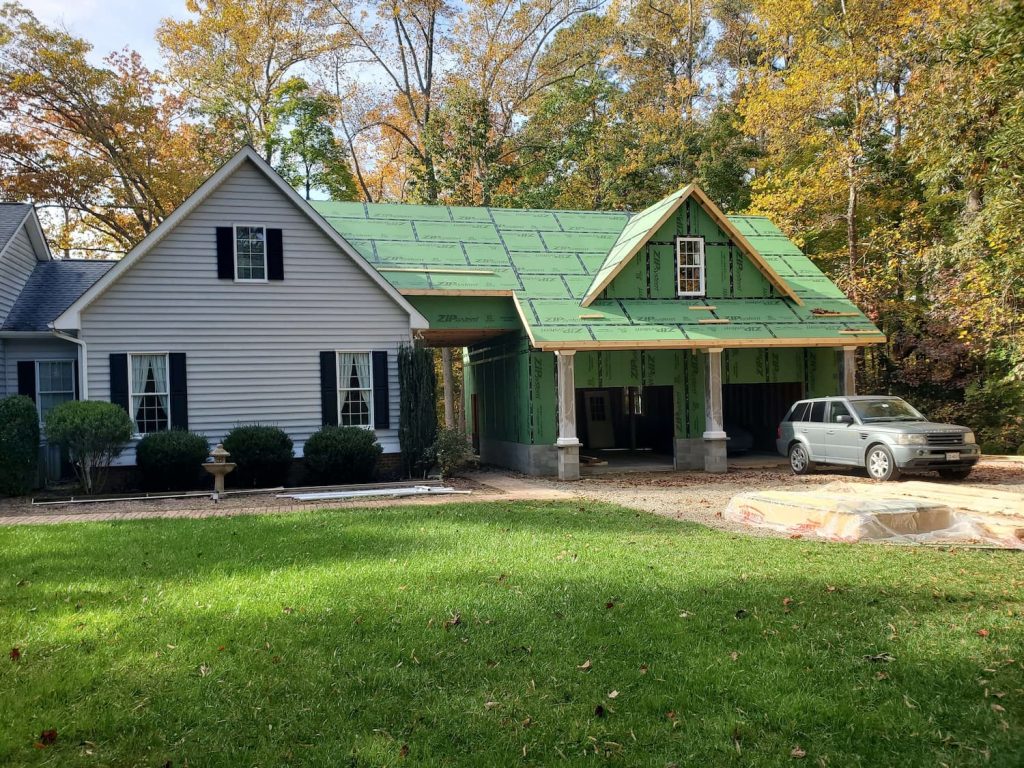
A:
676;236;705;297
235;225;267;281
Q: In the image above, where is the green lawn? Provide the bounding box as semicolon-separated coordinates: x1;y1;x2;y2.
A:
1;502;1021;767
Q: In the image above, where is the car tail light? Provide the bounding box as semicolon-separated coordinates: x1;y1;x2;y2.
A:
776;424;782;439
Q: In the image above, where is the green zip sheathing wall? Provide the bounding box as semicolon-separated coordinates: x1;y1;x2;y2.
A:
463;343;840;474
601;197;778;301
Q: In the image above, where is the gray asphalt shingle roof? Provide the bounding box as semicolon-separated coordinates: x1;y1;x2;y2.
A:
0;203;32;253
2;259;116;331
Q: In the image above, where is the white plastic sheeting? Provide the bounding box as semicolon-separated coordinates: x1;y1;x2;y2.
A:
725;484;1024;548
277;485;470;502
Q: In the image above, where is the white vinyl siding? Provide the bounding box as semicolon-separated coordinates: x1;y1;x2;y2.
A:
0;226;39;324
78;159;411;464
676;236;706;297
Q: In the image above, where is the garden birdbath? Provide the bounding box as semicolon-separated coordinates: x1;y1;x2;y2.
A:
203;443;235;500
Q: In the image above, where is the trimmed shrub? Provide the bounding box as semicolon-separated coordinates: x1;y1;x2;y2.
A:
136;430;210;491
433;427;471;479
223;425;294;487
0;395;40;496
303;426;382;484
45;400;132;494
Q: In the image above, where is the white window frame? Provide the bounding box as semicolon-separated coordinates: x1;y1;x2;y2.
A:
35;359;76;426
127;351;171;437
233;224;268;283
676;236;706;297
336;350;374;430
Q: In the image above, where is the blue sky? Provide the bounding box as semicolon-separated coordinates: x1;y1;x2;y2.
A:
23;0;182;66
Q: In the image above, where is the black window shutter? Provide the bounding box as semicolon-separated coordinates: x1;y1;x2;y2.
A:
267;228;284;280
17;361;35;402
372;351;390;429
73;360;80;400
109;353;129;412
216;227;234;279
169;353;188;430
320;351;338;426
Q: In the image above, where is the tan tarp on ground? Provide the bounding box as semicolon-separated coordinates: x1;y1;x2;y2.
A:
725;481;1024;548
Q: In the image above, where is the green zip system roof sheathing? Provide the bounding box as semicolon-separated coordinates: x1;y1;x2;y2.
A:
312;191;883;351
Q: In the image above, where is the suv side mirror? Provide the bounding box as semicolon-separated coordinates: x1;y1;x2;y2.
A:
836;414;853;424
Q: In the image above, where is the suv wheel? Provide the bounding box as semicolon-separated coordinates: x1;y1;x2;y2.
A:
866;444;901;481
789;443;815;475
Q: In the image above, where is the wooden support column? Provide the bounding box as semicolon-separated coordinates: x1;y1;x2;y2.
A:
703;348;728;474
555;350;580;481
840;346;857;396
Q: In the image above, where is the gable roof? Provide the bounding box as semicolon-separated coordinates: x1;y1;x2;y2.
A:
313;199;883;350
53;147;428;331
0;203;48;262
580;184;802;307
3;260;115;331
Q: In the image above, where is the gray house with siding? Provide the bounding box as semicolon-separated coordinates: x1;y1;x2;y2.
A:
1;149;427;478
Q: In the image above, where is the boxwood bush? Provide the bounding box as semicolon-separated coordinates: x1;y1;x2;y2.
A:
223;425;294;487
136;430;209;491
0;395;40;496
304;426;382;484
45;400;133;494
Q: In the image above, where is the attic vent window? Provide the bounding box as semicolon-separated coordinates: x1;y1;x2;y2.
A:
676;236;706;297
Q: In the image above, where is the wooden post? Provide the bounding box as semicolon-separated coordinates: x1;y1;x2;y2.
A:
555;350;580;481
841;346;857;396
703;348;727;473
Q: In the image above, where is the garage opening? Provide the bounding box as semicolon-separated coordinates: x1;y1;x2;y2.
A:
576;385;674;471
723;382;804;454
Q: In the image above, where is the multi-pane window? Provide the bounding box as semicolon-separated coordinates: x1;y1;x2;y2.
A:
235;226;267;281
130;353;170;434
37;361;75;423
676;236;706;297
337;352;373;428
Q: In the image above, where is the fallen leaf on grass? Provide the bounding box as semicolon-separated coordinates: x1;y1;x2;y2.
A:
443;612;462;630
782;597;794;607
735;609;749;620
729;651;740;662
991;703;1006;713
790;745;806;759
484;701;500;710
198;664;211;677
607;690;619;699
639;664;649;675
9;647;20;661
977;629;990;637
875;671;890;680
863;652;895;663
399;744;410;758
39;730;57;745
605;601;615;610
577;659;592;671
282;606;294;615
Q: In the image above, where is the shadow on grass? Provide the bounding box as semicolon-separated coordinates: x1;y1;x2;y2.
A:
0;501;1020;767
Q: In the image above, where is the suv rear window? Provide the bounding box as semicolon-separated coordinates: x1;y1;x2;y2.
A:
787;402;811;422
809;401;826;423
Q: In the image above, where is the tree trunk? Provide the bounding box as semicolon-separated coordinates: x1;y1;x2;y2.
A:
846;156;858;302
441;347;455;429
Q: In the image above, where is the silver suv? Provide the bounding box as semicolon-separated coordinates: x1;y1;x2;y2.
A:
776;396;980;481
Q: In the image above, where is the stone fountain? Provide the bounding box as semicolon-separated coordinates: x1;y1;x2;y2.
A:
203;443;236;500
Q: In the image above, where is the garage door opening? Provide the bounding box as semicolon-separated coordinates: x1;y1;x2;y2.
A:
576;385;674;471
723;382;804;454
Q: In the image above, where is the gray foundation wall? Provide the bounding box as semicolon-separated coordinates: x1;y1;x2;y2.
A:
674;438;705;470
480;437;558;476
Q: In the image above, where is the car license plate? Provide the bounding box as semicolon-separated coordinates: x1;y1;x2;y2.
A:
945;452;960;462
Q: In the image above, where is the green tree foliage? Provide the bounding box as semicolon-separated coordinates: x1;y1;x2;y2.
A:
398;344;438;478
44;401;133;494
272;79;358;200
0;395;39;496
